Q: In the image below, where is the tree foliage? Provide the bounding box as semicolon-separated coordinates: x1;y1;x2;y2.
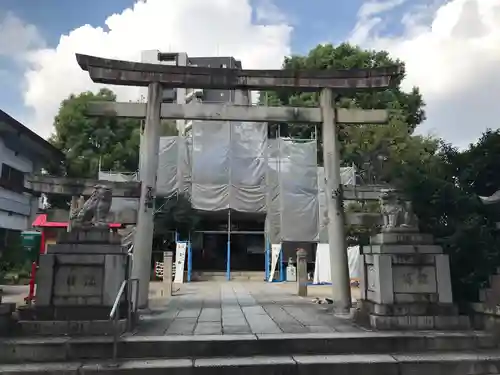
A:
263;43;426;173
48;89;142;178
268;43;500;304
48;89;179;179
391;132;500;303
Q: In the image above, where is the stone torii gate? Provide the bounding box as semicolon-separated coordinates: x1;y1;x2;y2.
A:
76;53;401;310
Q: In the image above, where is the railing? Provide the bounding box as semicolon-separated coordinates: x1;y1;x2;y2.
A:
109;244;138;362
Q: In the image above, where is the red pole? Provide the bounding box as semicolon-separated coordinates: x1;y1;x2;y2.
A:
40;229;46;254
25;228;45;304
25;261;37;304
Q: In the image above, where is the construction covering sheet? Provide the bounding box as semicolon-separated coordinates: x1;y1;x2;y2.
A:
157;137;178;197
279;140;319;242
190;121;267;212
191;121;230;211
156;136;192;197
265;140;281;243
266;139;319;243
230;121;267;212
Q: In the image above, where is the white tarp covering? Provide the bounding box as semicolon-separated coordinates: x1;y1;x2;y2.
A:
190;121;267;212
266;139;319;243
313;244;361;284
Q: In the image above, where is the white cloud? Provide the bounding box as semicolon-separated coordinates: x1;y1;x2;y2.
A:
0;12;45;59
22;0;291;138
351;0;500;148
255;0;287;24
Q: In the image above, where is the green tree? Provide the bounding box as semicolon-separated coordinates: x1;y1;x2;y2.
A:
391;132;500;303
262;43;426;178
48;89;142;178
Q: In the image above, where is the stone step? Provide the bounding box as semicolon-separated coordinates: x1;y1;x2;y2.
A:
0;332;495;364
1;351;500;375
194;271;265;281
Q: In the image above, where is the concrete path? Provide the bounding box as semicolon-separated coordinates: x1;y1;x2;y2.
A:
137;281;362;336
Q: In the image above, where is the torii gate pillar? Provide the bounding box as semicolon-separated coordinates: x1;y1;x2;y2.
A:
132;82;162;308
320;88;351;313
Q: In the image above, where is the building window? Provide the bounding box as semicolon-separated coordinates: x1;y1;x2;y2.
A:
0;164;25;193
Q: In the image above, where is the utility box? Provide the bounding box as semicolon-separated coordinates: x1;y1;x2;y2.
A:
20;231;41;262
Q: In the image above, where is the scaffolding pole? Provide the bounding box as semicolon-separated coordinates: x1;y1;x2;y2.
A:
226;210;231;281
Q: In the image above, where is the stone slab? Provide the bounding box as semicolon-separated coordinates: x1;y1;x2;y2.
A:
222;325;252;334
17;319;127;336
1;331;495;364
194;322;222;335
367;244;443;254
165;318;197;335
2;353;500;375
368;314;470;330
368;301;458;316
58;229;122;244
198;308;222;322
371;232;434;245
222;315;247;326
392;265;437;294
48;244;126;254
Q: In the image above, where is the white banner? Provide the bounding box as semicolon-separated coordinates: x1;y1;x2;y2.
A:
174;242;187;283
313;244;361;284
268;243;281;282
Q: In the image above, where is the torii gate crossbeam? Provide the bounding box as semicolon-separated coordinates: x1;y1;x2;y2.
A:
76;53;401;312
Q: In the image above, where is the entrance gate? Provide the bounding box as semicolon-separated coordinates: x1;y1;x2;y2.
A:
76;53;400;310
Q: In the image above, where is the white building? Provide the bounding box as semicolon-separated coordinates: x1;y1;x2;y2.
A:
0;110;64;239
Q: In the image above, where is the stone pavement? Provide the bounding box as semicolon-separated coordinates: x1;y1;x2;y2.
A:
136;282;361;336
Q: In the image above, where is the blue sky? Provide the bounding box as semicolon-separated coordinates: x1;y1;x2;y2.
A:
1;0;365;53
1;0;497;148
0;0;377;130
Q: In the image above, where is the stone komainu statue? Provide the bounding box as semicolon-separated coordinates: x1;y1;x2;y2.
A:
70;185;113;228
379;188;419;232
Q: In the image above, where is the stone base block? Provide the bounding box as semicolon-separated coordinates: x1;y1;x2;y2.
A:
363;300;459;316
370;232;434;245
58;228;122;245
17;304;129;321
47;243;126;254
0;303;15;336
368;314;471;330
17;319;127;336
356;301;470;330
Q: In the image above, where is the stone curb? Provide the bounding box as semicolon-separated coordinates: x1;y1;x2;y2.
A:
0;331;495;364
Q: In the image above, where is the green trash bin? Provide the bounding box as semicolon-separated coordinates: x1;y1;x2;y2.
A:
21;231;41;262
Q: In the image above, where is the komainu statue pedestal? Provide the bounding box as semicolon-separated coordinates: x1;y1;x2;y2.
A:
356;189;470;330
357;230;469;329
17;186;131;336
17;228;129;335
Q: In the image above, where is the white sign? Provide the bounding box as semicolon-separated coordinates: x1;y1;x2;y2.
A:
174;242;187;283
268;243;281;282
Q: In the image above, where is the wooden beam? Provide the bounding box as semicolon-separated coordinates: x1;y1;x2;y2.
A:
87;102;389;124
25;175;141;197
76;54;402;91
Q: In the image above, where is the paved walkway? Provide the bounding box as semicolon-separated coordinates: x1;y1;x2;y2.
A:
136;282;362;336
